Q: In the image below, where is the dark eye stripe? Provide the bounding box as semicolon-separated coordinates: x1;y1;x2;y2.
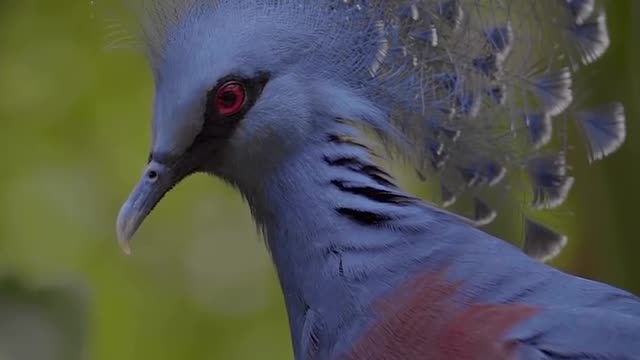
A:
184;72;272;154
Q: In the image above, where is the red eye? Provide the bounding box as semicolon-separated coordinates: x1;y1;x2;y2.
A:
215;81;246;116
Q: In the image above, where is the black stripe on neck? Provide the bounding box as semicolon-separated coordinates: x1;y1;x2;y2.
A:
336;208;392;225
324;155;396;188
326;133;370;150
331;179;415;205
325;129;417;226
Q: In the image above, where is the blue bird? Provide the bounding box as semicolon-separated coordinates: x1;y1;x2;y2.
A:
114;1;638;359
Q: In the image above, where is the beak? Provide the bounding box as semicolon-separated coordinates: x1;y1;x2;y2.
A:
116;159;184;255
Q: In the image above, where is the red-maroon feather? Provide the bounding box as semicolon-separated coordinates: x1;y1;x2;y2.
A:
343;270;539;360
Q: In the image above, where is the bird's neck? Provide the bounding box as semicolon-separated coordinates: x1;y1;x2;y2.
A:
233;120;460;358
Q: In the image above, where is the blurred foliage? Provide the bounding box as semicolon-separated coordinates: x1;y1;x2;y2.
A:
0;276;87;360
0;0;638;359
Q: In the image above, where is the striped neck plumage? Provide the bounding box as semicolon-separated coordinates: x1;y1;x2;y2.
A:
233;118;461;357
232;118;463;349
240;119;434;254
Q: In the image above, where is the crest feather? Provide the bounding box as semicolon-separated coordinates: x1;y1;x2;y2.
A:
122;0;203;65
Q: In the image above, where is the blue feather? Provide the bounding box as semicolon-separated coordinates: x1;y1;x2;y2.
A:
576;102;626;162
440;183;456;207
485;23;513;57
410;26;438;47
437;0;463;30
565;0;595;24
532;68;573;117
523;113;552;148
485;84;507;105
570;10;610;65
523;218;567;262
473;197;497;226
472;54;505;77
527;153;574;209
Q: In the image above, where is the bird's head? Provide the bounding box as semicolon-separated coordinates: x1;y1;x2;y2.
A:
115;0;625;260
116;1;387;252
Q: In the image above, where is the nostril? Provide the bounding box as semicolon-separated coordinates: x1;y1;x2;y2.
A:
147;170;158;181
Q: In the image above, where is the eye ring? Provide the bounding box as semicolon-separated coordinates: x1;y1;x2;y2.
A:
215;81;246;116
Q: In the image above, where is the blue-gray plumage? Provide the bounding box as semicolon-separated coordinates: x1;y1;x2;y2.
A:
112;1;639;359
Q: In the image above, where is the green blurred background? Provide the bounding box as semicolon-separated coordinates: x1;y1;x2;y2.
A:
0;1;638;359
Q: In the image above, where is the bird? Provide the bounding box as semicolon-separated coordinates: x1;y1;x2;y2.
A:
113;0;639;359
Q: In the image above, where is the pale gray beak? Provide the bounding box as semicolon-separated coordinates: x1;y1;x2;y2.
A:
116;160;181;255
